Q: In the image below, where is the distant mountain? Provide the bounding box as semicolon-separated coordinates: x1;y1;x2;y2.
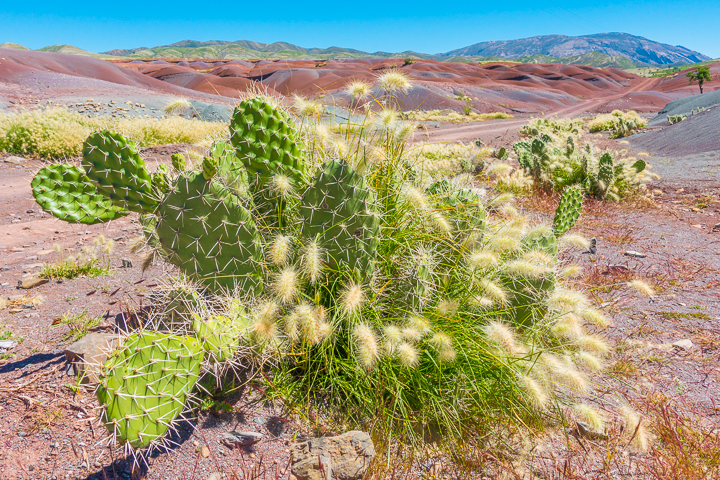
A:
103;40;438;61
38;44;117;59
441;33;709;66
2;33;710;70
0;42;29;50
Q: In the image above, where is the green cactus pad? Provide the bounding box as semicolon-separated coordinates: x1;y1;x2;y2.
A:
631;159;646;174
192;314;243;363
552;185;583;238
155;172;264;293
82;130;157;213
31;164;128;224
597;153;615;195
229;96;306;186
171;153;187;172
202;156;219;181
96;332;204;449
152;165;171;195
300;159;381;280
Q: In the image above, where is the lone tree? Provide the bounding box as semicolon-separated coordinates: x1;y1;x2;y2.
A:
686;66;712;94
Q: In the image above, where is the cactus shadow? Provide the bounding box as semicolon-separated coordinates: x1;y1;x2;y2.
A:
0;351;64;375
81;419;196;480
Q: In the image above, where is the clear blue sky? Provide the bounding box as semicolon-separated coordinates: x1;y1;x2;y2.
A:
2;1;719;58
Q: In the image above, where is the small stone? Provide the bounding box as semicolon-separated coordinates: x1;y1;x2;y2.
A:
672;339;695;350
291;431;374;480
3;156;28;164
253;416;268;425
64;333;118;383
201;446;210;458
219;431;263;448
207;474;222;480
1;266;11;271
18;275;50;289
0;340;18;350
624;250;647;258
121;258;133;268
28;465;35;471
37;250;55;255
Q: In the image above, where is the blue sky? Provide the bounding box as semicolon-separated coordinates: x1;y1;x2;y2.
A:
2;1;719;58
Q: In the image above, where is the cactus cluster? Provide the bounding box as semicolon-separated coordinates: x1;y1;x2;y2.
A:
33;96;602;451
513;118;650;200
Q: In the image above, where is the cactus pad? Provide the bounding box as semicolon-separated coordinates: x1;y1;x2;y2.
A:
229;97;306;186
31;164;128;224
155;172;263;293
192;314;243;362
300;159;380;279
82;130;157;213
96;332;204;449
552;185;583;238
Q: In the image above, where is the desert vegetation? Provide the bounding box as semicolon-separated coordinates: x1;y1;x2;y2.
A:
0;107;226;159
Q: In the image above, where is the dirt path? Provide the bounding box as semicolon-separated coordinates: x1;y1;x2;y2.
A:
424;77;661;144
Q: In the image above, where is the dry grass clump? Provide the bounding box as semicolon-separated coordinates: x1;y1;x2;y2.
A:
406;110;513;123
0;107;226;159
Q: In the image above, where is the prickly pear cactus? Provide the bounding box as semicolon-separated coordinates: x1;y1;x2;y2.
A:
229;97;306;186
155;172;264;293
300;159;380;280
552;185;583;237
31;164;128;224
596;153;615;196
96;332;204;449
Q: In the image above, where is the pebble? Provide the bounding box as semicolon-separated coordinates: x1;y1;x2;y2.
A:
201;446;210;458
219;431;263;448
672;339;695;350
624;250;647;258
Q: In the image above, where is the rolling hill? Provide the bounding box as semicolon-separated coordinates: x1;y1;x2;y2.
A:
441;33;709;66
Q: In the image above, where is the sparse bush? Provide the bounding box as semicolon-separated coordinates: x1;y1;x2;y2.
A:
515;117;653;200
686;66;712;94
39;236;115;279
0;107;226;159
588;110;646;138
405;110;513;123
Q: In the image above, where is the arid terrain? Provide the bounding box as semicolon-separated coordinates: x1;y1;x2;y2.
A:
1;47;719;480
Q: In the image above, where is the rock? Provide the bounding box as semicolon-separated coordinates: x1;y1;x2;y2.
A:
120;258;133;268
201;445;210;458
571;421;608;440
3;156;28;164
64;333;118;384
17;276;49;289
207;474;222;480
0;340;18;350
1;266;11;271
219;431;263;448
624;250;647;258
672;339;695;350
290;431;375;480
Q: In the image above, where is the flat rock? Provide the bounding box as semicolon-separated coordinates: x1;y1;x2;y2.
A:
64;333;118;384
671;339;695;350
17;276;49;289
219;431;263;448
0;340;18;353
291;431;375;480
3;156;28;164
624;250;647;258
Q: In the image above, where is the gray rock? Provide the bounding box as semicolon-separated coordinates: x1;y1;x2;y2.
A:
672;339;695;350
624;250;647;258
3;156;28;164
291;431;375;480
219;431;263;448
121;258;133;268
0;340;18;350
64;333;118;384
17;275;50;289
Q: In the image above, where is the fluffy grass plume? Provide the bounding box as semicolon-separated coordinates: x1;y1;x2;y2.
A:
378;70;412;92
163;98;192;115
627;279;655;297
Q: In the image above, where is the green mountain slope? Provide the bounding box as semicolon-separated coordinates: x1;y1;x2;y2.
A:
37;44;120;59
0;42;30;50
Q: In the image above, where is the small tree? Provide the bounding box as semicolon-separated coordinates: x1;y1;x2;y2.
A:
686;66;712;94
